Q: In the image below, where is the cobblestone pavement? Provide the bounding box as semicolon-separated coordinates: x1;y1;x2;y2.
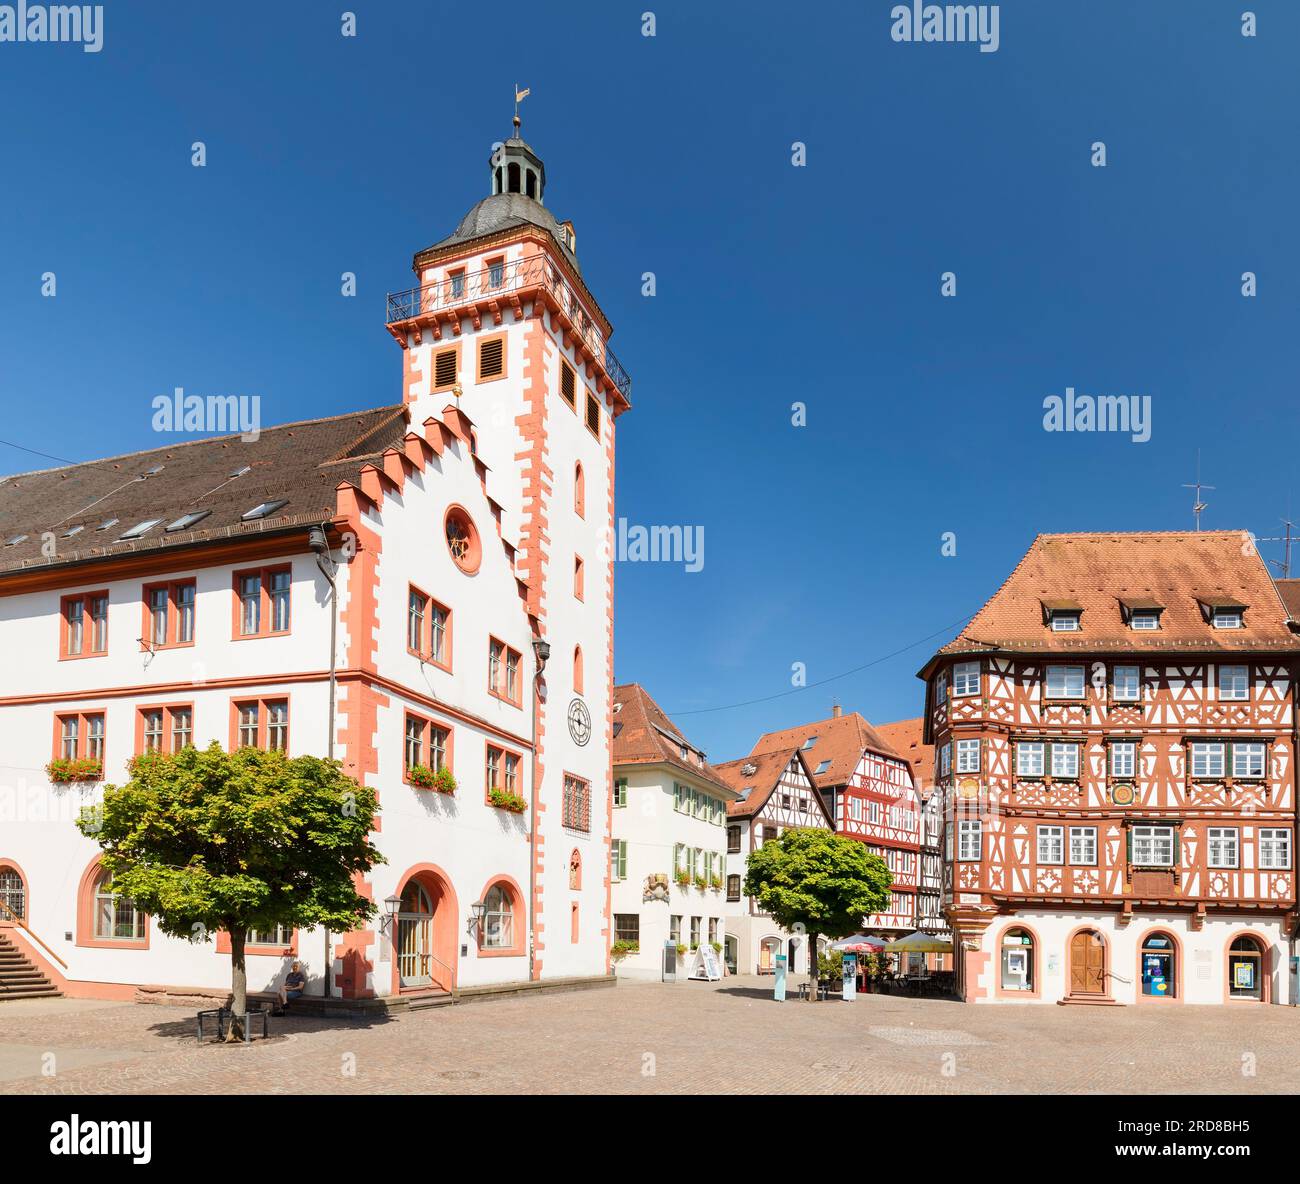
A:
1;978;1297;1094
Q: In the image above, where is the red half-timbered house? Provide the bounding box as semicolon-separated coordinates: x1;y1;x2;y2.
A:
921;532;1300;1005
752;709;924;941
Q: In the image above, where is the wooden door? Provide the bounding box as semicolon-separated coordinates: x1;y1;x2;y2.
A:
1070;930;1106;994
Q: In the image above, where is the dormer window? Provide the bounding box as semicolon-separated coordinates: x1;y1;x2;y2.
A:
1041;600;1082;632
1197;597;1246;630
1120;598;1164;631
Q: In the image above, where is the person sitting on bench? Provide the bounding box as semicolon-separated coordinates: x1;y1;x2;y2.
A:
276;961;306;1014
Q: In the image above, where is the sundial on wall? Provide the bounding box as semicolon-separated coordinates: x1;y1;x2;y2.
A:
567;698;591;746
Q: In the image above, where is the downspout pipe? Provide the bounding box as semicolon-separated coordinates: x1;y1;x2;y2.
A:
310;526;339;999
529;637;551;981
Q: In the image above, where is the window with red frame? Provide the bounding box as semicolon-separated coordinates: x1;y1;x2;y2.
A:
234;566;291;638
138;705;193;754
54;711;105;763
574;462;585;517
486;745;520;795
563;774;591;832
143;579;196;648
488;639;522;705
233;699;289;751
404;713;450;775
574;556;584;600
61;591;109;657
573;645;583;695
407;586;451;667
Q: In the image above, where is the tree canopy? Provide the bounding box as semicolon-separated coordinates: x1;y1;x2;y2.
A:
77;743;383;1032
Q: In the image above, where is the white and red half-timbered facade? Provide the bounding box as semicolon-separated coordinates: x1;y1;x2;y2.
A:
922;531;1299;1005
0;122;627;1006
715;747;832;975
752;709;933;941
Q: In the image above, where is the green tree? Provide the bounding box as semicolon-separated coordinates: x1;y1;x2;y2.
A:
76;743;383;1038
743;827;891;1002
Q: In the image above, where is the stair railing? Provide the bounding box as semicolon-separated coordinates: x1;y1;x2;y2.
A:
0;899;68;970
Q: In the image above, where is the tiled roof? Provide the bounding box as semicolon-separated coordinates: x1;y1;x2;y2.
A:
931;531;1300;661
714;747;804;818
612;684;736;797
1276;578;1300;621
874;717;934;790
0;405;409;579
749;711;903;790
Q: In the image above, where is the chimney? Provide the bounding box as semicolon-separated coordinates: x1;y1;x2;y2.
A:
831;702;842;719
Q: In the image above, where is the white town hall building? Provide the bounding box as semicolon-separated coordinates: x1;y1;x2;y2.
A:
0;121;629;1005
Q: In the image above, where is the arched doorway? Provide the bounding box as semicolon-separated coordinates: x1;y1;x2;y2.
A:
1228;935;1265;1001
723;935;738;976
1000;927;1035;993
1069;928;1107;995
1140;932;1176;998
391;866;457;993
759;936;781;974
397;881;434;988
0;863;25;921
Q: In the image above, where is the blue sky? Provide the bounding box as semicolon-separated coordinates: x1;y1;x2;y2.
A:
1;2;1297;762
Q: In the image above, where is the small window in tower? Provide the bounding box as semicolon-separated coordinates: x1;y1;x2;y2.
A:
434;348;458;390
525;170;537;199
478;336;504;380
586;393;601;437
560;361;576;408
507;162;521;193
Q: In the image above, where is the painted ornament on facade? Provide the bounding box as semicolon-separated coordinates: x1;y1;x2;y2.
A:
643;873;669;903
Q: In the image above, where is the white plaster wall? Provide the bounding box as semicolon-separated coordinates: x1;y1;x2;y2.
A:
611;766;730;980
978;910;1293;1005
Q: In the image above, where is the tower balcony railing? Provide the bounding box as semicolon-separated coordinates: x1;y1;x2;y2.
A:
386;253;631;403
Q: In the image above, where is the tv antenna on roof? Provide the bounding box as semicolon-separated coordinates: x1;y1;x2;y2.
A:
1257;503;1297;579
1182;452;1215;531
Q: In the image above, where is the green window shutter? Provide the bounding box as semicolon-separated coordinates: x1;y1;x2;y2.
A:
1173;828;1181;865
674;843;683;874
1125;828;1132;866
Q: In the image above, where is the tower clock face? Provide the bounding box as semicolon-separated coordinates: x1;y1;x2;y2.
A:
567;698;591;746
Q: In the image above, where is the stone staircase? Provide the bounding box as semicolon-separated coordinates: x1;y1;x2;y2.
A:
0;932;62;1000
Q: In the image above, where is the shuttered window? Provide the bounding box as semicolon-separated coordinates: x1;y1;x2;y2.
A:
586;392;600;436
434;348;458;389
560;360;576;406
478;336;504;379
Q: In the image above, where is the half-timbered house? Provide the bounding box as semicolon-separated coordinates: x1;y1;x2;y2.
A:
715;747;831;975
752;710;924;942
877;717;949;963
921;531;1299;1005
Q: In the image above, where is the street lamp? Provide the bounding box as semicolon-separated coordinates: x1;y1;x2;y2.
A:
382;894;401;934
532;637;550;676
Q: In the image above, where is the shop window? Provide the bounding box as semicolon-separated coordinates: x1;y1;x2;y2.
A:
1140;932;1176;998
1000;928;1034;992
1228;935;1264;1001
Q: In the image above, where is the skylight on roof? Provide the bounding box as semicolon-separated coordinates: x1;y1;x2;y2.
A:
242;499;289;521
119;518;162;540
96;518;119;531
229;466;251;478
61;525;84;538
815;759;832;774
166;510;212;533
802;736;818;749
3;534;27;546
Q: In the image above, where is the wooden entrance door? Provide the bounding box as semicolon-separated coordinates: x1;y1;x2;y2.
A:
1069;930;1106;994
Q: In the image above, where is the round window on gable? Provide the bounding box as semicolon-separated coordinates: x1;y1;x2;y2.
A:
444;506;482;575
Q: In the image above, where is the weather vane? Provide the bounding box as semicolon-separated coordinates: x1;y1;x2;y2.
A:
513;84;530;135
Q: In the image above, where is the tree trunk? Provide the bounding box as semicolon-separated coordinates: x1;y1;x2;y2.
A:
807;930;819;1003
227;927;247;1042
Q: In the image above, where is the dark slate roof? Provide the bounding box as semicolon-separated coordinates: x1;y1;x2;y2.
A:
0;405;408;577
419;191;581;274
